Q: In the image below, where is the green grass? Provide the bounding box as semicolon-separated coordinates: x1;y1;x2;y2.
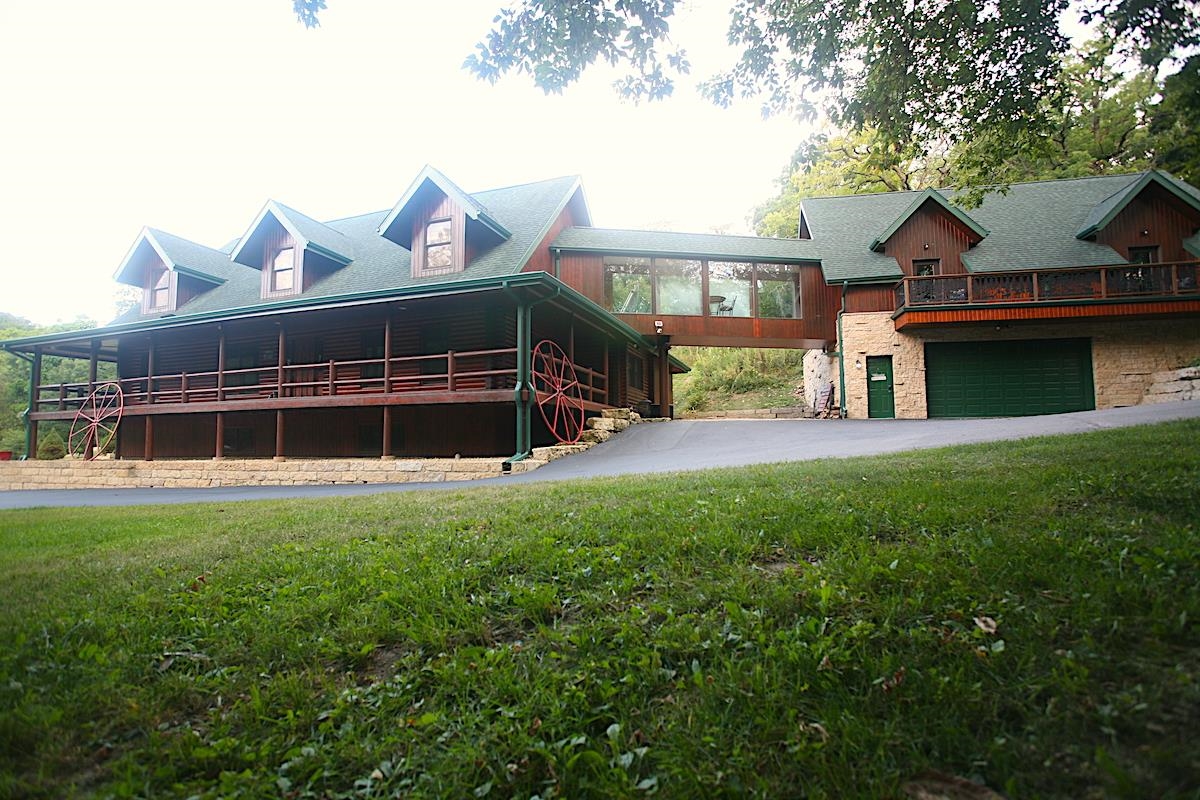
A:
2;421;1199;798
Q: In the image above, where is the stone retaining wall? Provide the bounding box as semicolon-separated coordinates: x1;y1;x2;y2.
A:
1143;366;1200;404
681;407;808;420
0;456;542;491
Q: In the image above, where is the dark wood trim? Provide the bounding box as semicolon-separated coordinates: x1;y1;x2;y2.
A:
274;410;285;461
214;411;224;460
144;416;154;461
381;405;392;459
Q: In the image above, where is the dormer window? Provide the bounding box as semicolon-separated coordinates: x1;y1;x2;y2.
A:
425;219;453;269
150;268;171;310
271;247;296;291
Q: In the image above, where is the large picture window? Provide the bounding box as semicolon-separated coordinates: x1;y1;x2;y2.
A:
604;256;652;313
603;257;801;319
756;265;800;319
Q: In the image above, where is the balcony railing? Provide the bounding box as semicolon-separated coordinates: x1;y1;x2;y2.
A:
895;261;1200;310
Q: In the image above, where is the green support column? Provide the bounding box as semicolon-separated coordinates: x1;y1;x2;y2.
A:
512;300;532;460
26;348;42;458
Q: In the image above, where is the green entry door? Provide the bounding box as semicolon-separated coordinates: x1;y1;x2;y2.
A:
866;356;895;418
925;338;1095;418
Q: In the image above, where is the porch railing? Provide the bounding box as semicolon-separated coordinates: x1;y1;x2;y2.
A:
34;347;528;413
894;261;1200;310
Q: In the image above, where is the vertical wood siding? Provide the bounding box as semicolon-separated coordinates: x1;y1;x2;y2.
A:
1097;183;1200;262
883;203;977;275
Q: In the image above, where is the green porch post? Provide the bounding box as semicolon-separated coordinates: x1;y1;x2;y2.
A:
512;299;532;460
26;348;41;458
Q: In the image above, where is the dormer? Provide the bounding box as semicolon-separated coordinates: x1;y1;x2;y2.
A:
1078;171;1200;263
377;166;511;278
870;189;988;276
229;201;354;299
114;228;229;315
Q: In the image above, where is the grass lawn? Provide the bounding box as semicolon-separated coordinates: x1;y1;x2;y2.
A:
1;421;1198;798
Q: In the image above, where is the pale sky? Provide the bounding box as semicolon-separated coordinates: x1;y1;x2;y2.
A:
0;0;812;326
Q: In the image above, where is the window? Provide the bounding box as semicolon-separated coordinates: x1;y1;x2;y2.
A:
913;258;940;276
653;258;703;315
708;262;752;317
627;354;645;391
756;265;800;319
271;247;296;292
1129;246;1159;264
604;256;652;313
149;268;171;310
602;257;802;319
425;218;453;269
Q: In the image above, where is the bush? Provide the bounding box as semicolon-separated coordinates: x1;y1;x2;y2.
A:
37;428;66;460
674;347;805;412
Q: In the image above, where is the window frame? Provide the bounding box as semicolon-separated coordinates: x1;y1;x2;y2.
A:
270;246;297;292
1128;245;1160;264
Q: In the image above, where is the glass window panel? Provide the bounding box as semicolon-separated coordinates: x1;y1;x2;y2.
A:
271;248;295;291
152;287;170;308
654;258;703;315
426;243;453;268
756;264;800;319
427;219;451;244
150;269;170;308
707;261;752;317
604;256;651;313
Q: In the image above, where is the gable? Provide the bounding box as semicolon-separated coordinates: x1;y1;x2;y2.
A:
378;165;511;251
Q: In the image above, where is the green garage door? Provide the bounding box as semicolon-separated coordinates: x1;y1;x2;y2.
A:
925;339;1095;418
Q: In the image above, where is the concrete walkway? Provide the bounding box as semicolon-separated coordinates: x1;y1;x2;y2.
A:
2;401;1197;510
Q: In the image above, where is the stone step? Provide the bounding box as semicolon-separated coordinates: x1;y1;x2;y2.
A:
531;444;591;462
601;407;633;420
587;416;631;432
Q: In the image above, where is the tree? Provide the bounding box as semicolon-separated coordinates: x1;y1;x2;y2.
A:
452;0;1197;191
0;314;108;458
1150;56;1200;184
754;42;1170;236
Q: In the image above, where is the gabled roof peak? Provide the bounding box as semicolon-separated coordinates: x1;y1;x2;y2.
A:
1076;169;1200;239
869;188;989;252
377;165;512;247
114;227;234;286
229;199;355;268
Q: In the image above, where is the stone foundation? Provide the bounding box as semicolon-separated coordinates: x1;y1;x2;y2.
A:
0;456;543;492
837;313;1200;419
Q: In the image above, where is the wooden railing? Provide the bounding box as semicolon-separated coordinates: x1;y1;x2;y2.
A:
895;261;1200;310
33;347;541;413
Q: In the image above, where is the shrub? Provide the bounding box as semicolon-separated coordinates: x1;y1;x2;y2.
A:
37;428;66;460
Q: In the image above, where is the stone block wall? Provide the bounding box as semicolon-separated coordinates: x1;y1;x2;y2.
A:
0;456;542;492
802;349;838;411
1143;366;1200;403
837;312;1200;419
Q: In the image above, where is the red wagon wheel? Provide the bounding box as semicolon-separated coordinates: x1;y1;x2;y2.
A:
531;340;585;444
68;382;124;460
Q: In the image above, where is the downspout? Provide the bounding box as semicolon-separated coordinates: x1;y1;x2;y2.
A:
502;283;562;470
837;282;848;418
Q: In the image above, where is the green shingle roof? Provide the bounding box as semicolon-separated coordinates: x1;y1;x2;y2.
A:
378;165;512;247
551;227;821;263
803;171;1199;283
115;174;583;324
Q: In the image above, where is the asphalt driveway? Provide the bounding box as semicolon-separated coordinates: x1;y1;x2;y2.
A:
2;400;1197;510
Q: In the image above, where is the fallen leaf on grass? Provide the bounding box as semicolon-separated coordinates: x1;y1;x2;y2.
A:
973;616;998;635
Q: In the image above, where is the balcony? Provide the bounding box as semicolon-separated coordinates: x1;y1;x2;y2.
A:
893;261;1200;329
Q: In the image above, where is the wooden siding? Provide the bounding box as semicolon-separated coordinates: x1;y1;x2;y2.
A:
894;298;1200;330
882;202;977;275
259;222;302;300
1097;182;1200;263
845;284;897;313
522;196;581;275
